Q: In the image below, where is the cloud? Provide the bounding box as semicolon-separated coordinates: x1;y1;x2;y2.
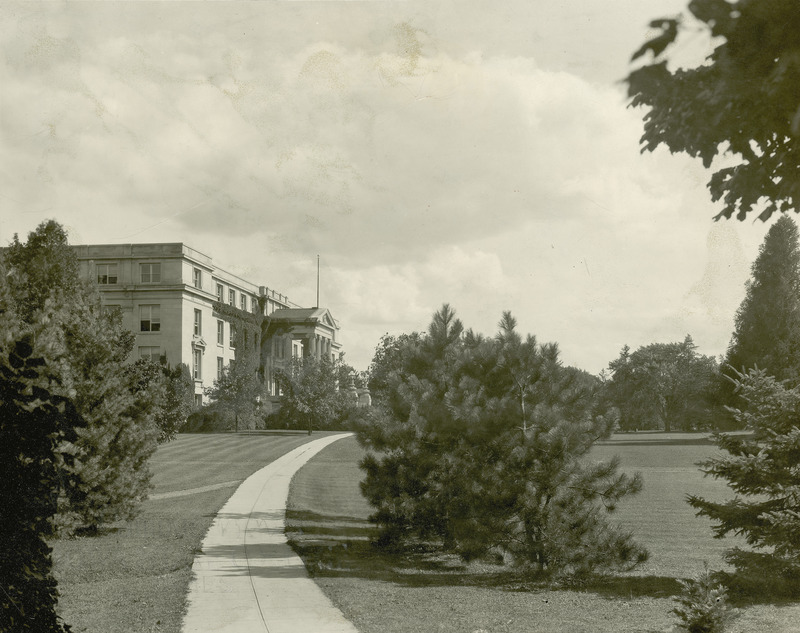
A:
0;1;774;373
3;14;681;267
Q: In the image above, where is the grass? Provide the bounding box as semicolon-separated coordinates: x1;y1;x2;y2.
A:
52;431;330;633
286;433;800;633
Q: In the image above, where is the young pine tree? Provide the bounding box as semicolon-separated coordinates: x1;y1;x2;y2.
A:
357;306;647;577
688;368;800;597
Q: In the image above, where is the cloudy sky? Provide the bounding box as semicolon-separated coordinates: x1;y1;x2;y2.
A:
0;1;776;373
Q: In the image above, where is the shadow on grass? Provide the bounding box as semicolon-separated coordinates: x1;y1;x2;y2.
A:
285;509;686;599
577;575;684;600
596;437;715;447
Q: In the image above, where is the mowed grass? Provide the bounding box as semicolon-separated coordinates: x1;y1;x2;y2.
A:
286;434;800;633
52;431;328;633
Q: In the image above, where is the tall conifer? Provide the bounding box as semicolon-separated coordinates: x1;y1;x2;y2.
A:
723;216;800;404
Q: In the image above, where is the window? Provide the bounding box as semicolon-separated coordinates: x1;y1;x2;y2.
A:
97;263;118;284
230;324;236;348
194;309;202;336
240;295;247;311
217;356;224;380
217;320;224;345
140;305;161;332
228;288;235;306
193;348;202;380
193;268;202;289
216;283;223;302
138;346;161;362
140;262;161;283
194;394;203;408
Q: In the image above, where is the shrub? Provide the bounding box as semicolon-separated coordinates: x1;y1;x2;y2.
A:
673;565;734;633
0;335;81;633
357;306;647;578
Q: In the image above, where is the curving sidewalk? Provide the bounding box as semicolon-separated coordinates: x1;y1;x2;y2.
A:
181;433;358;633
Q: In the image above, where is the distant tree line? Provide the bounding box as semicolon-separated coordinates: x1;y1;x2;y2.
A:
601;216;800;434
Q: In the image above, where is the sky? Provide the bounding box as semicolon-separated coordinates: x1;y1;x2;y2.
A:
0;1;777;374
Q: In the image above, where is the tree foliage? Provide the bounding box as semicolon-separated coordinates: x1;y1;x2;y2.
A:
127;359;194;442
204;341;266;432
368;331;426;398
688;368;800;597
603;336;720;432
0;267;80;632
0;334;81;633
672;563;734;633
627;0;800;221
274;355;352;433
723;216;800;402
356;305;647;577
3;220;160;534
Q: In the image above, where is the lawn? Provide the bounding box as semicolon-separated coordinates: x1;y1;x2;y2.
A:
286;433;800;633
52;431;329;633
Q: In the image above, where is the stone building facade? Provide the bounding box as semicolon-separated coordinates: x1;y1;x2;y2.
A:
73;242;341;406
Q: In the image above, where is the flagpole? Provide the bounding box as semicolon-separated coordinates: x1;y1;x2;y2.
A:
316;255;320;308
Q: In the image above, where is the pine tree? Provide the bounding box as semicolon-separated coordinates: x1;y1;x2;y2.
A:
357;305;647;577
3;220;160;533
47;279;159;532
723;216;800;404
688;368;800;597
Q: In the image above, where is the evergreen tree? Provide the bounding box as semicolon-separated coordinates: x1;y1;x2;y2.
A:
356;305;647;577
48;278;160;532
3;220;160;533
688;368;800;597
4;220;81;321
723;216;800;404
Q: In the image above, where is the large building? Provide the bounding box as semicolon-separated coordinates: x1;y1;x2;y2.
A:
73;243;342;406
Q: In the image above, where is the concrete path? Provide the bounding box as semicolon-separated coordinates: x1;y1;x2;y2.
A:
182;433;359;633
